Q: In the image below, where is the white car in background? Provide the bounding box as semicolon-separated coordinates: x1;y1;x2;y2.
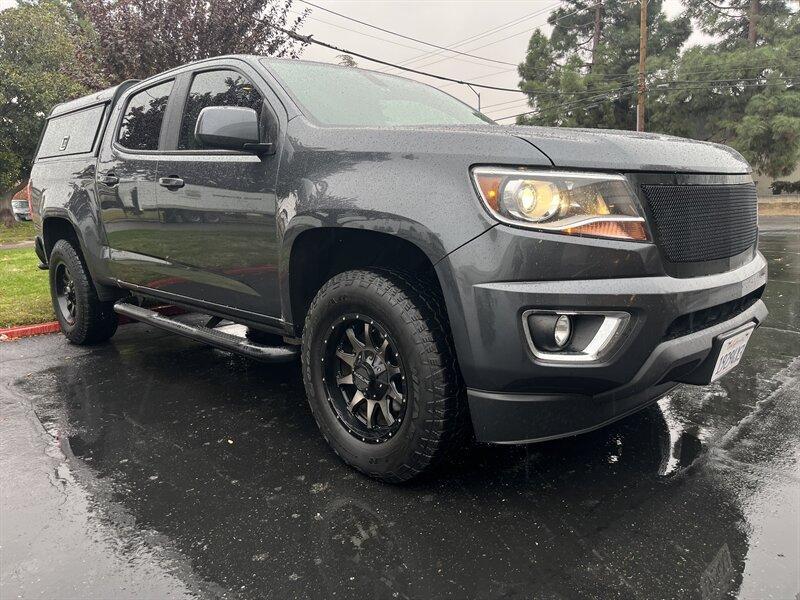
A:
11;183;31;221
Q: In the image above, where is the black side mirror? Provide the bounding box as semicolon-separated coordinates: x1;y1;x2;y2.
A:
194;106;272;153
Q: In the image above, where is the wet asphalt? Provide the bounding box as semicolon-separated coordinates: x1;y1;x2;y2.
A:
1;217;798;600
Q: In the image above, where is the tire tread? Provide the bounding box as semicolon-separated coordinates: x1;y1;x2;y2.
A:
301;269;467;483
49;239;117;345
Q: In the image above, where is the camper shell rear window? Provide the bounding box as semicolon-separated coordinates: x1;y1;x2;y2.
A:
37;104;107;160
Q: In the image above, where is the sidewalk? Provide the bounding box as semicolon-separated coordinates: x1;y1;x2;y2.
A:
0;374;196;599
0;240;34;251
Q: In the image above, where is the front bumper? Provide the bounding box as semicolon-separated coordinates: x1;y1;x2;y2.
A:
435;235;768;443
468;300;766;443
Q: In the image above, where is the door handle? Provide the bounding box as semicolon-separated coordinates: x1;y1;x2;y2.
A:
159;176;185;190
98;173;119;186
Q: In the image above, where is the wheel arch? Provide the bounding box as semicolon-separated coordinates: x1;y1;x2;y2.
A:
41;213;122;302
42;214;81;260
286;227;449;338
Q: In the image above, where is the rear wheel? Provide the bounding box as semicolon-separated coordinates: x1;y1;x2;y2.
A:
49;239;118;344
302;269;466;482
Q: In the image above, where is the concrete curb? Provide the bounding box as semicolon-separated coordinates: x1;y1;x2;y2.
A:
0;305;186;342
0;322;61;340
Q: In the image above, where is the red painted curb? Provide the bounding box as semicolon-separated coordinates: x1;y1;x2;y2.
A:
0;321;61;340
0;305;186;341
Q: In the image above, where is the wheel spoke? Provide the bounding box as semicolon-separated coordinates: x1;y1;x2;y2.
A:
347;390;365;412
363;322;375;350
378;337;389;359
377;398;395;426
346;327;364;351
388;381;404;402
335;348;356;367
336;373;353;386
387;364;402;378
365;399;376;428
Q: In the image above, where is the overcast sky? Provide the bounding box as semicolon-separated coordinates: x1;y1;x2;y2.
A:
1;0;705;121
292;0;705;122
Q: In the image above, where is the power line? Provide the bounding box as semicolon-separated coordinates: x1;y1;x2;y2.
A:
589;54;800;79
297;0;517;67
496;84;636;121
472;57;800;90
483;71;797;117
495;78;799;122
649;79;800;91
411;2;630;78
482;97;533;110
270;20;799;105
438;65;518;89
383;3;563;72
290;10;435;55
271;23;531;93
407;7;590;74
295;7;546;74
442;58;798;91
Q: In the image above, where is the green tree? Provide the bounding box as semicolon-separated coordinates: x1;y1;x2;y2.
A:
76;0;309;83
516;0;690;129
0;1;102;223
685;0;794;47
517;0;798;178
650;3;799;177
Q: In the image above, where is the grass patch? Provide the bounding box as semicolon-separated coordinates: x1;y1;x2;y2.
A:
0;247;53;328
0;221;35;245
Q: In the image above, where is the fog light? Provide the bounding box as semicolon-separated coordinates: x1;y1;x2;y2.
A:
524;309;630;362
526;313;574;353
554;314;572;348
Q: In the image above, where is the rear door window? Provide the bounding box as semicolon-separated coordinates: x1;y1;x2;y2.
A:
117;80;174;151
178;70;263;150
37;104;106;159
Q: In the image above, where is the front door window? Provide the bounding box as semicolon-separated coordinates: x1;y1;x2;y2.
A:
178;70;263;150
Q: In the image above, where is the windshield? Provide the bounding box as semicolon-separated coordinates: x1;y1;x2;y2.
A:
262;59;494;127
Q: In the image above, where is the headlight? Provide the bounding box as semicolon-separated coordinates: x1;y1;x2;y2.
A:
471;167;650;242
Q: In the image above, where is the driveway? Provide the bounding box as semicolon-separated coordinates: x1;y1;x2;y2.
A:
1;218;798;600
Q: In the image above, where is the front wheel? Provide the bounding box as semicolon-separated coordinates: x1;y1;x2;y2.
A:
302;270;466;482
49;239;118;344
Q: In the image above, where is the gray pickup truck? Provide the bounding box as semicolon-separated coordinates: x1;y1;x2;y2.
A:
30;56;768;482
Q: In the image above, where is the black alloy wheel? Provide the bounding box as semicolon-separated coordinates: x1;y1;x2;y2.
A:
54;262;77;326
302;269;468;482
48;239;118;345
322;314;407;444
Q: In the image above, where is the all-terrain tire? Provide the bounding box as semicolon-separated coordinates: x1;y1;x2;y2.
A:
302;269;467;483
49;239;118;345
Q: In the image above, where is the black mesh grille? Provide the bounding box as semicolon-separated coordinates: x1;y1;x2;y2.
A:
641;183;758;263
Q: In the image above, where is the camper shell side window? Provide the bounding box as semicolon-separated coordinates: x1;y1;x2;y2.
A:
36;104;107;160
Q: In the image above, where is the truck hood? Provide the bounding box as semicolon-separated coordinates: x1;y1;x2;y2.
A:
394;124;751;174
505;125;750;174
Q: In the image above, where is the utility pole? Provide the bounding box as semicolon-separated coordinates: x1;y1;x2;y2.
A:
590;0;602;72
748;0;759;45
636;0;648;132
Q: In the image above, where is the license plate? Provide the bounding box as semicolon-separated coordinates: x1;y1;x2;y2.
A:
711;326;754;382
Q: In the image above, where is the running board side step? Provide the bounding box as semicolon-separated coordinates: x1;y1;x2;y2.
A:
113;303;299;363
